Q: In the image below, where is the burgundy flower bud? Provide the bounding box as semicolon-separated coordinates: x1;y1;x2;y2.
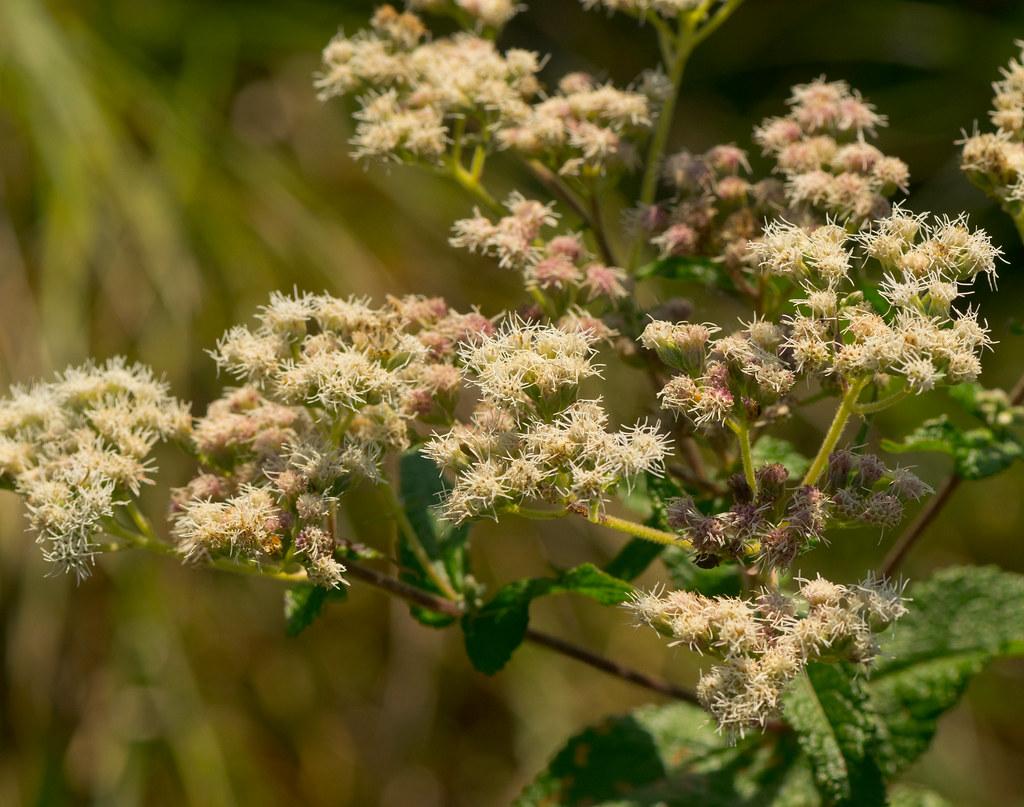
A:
755;462;789;503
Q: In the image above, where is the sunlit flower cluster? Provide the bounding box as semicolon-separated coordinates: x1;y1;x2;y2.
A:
408;0;524;29
173;293;491;584
316;6;541;163
755;79;908;224
749;208;998;393
496;72;654;176
425;320;670;521
960;41;1024;212
0;359;191;576
629;574;907;734
451;193;629;317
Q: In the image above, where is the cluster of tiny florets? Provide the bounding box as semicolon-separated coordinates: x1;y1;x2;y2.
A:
316;6;541;163
451;194;629;317
171;293;492;584
754;79;907;224
743;208;998;394
0;359;191;577
408;0;524;29
665;452;927;569
960;41;1024;211
425;319;670;521
495;71;654;177
639;81;907;286
629;574;907;735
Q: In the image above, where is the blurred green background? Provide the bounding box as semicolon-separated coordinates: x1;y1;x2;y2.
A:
2;0;1024;804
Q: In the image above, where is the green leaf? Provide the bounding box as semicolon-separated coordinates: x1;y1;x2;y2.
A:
635;255;726;288
517;701;814;807
881;415;1023;480
399;451;471;627
783;663;887;806
868;566;1024;777
283;584;347;637
661;546;743;596
751;435;811;479
462;563;632;675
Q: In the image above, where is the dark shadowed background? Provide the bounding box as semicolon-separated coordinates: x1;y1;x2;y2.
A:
2;1;1023;804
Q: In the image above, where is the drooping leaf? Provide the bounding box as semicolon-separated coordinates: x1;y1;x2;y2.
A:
398;451;471;627
868;566;1024;777
881;415;1023;480
462;563;632;675
516;701;815;807
283;584;347;637
751;435;811;480
783;663;887;806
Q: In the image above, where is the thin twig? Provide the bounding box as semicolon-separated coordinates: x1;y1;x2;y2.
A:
880;476;961;578
344;559;697;703
880;371;1024;577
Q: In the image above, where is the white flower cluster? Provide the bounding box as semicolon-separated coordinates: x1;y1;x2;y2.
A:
752;209;998;393
629;575;907;735
425;320;670;521
961;42;1024;207
316;6;542;162
408;0;524;29
173;293;490;585
754;79;908;223
451;193;629;312
0;359;191;576
496;72;653;176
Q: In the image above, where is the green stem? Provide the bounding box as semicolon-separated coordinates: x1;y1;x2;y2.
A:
588;511;690;548
385;483;459;600
728;419;758;497
506;504;570;520
852;387;909;416
801;376;870;487
451;165;502;214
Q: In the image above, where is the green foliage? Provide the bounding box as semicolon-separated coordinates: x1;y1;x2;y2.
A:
399;451;471;627
635;256;728;288
283;584;347;637
517;701;818;807
462;564;632;675
868;566;1024;777
881;415;1023;480
518;566;1024;806
783;664;887;805
751;435;811;479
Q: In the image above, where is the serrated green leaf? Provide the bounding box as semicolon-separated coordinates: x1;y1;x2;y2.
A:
462;563;632;674
868;566;1024;777
516;702;814;807
881;415;1023;480
751;435;811;479
283;584;347;637
783;663;887;806
398;451;471;627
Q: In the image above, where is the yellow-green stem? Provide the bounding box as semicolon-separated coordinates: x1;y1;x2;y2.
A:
589;512;690;548
728;418;758;497
801;377;870;487
385;483;459;600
